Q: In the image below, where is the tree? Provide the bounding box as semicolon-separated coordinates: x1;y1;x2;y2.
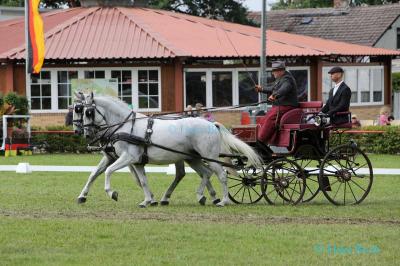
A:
149;0;257;26
0;0;80;8
271;0;400;10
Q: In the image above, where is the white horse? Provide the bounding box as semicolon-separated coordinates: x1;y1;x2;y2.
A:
73;93;220;206
81;93;262;207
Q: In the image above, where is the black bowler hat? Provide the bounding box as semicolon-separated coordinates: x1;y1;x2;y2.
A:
328;66;344;74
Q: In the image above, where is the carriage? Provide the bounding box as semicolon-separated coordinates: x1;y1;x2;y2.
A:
227;101;373;206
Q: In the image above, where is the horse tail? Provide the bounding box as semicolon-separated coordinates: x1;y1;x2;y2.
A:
214;122;263;167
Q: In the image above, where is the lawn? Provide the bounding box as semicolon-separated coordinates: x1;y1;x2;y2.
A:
0;154;399;265
1;153;399;168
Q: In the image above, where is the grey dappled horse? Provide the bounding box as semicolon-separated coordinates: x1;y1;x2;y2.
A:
73;93;219;206
80;93;262;207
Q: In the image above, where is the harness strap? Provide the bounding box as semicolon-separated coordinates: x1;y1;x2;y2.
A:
141;117;154;164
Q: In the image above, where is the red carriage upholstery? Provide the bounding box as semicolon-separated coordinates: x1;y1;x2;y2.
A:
269;102;323;147
299;101;323;109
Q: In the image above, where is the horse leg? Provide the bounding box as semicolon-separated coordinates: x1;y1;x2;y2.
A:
187;160;220;205
128;165;158;206
207;162;231;207
160;161;185;206
77;154;114;204
104;152;135;202
131;164;155;208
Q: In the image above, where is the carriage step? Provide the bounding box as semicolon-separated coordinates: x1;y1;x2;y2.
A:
269;146;289;154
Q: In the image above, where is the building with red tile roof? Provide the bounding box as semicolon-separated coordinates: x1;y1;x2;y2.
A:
0;6;399;126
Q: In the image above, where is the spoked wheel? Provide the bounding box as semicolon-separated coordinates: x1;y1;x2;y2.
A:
293;145;322;203
263;158;306;205
319;144;373;205
227;165;265;204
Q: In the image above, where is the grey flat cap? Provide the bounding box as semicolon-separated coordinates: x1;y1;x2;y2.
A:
271;61;286;71
328;66;344;74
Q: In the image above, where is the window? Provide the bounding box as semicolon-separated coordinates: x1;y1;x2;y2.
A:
212;72;232;107
84;70;105;79
397;28;400;49
138;70;159;109
322;66;384;105
239;71;259;105
57;70;78;109
184;67;310;108
30;71;52;110
289;69;309;101
185;71;207;107
111;70;132;104
29;68;161;112
372;69;383;102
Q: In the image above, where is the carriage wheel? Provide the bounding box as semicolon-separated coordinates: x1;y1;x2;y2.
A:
319;144;373;205
263;158;306;205
227;165;265;204
293;145;321;203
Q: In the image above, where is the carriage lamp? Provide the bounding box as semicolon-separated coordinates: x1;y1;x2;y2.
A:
314;114;330;127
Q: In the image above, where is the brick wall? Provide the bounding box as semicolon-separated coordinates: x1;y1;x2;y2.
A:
212;110;242;126
31;113;67;128
350;105;390;120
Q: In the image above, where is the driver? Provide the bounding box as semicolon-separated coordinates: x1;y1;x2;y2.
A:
254;61;299;144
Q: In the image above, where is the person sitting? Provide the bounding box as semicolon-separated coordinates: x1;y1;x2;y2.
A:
320;67;351;125
185;105;195;117
65;105;73;126
254;61;299;144
351;115;361;128
378;107;391;126
388;115;395;125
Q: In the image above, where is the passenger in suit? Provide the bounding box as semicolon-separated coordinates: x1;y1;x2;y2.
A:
320;66;352;125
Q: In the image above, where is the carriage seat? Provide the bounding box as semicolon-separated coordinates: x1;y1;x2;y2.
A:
279;101;323;130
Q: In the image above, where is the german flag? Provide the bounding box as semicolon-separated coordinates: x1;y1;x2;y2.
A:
27;0;45;74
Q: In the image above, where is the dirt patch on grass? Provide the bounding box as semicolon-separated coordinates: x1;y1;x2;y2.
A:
1;209;399;226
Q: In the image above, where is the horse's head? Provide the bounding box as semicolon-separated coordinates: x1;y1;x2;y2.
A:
81;92;108;139
72;91;85;135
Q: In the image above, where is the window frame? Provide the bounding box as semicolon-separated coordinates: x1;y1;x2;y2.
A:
27;67;162;113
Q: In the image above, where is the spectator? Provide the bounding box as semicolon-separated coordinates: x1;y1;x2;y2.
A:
202;111;215;122
378;107;391;126
65;105;73;126
185;105;195;117
351;115;361;128
194;103;203;117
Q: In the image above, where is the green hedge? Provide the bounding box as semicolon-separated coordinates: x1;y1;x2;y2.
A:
30;126;400;154
334;126;400;154
31;126;89;153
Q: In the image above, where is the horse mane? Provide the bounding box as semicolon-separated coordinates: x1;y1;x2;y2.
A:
94;96;146;119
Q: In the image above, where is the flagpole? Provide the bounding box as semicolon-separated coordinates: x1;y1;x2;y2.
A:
260;0;267;103
24;0;30;91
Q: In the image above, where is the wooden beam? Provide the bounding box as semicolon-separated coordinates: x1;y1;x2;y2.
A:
174;59;184;112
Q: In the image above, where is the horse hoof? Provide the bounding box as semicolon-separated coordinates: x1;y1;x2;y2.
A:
139;204;146;208
160;201;169;206
77;197;87;204
150;201;158;206
216;202;225;207
198;196;206;206
213;199;221;205
111;191;118;201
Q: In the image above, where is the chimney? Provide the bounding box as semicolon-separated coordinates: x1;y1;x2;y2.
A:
80;0;149;7
334;0;349;8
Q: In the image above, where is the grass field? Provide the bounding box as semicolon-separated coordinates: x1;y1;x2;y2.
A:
0;154;399;265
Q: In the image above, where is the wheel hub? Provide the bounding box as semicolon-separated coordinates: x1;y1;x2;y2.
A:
337;169;351;182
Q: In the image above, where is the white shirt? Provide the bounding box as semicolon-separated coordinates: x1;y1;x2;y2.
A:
333;80;344;97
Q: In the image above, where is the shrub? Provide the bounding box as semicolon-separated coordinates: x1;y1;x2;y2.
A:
332;126;400;154
31;125;88;153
